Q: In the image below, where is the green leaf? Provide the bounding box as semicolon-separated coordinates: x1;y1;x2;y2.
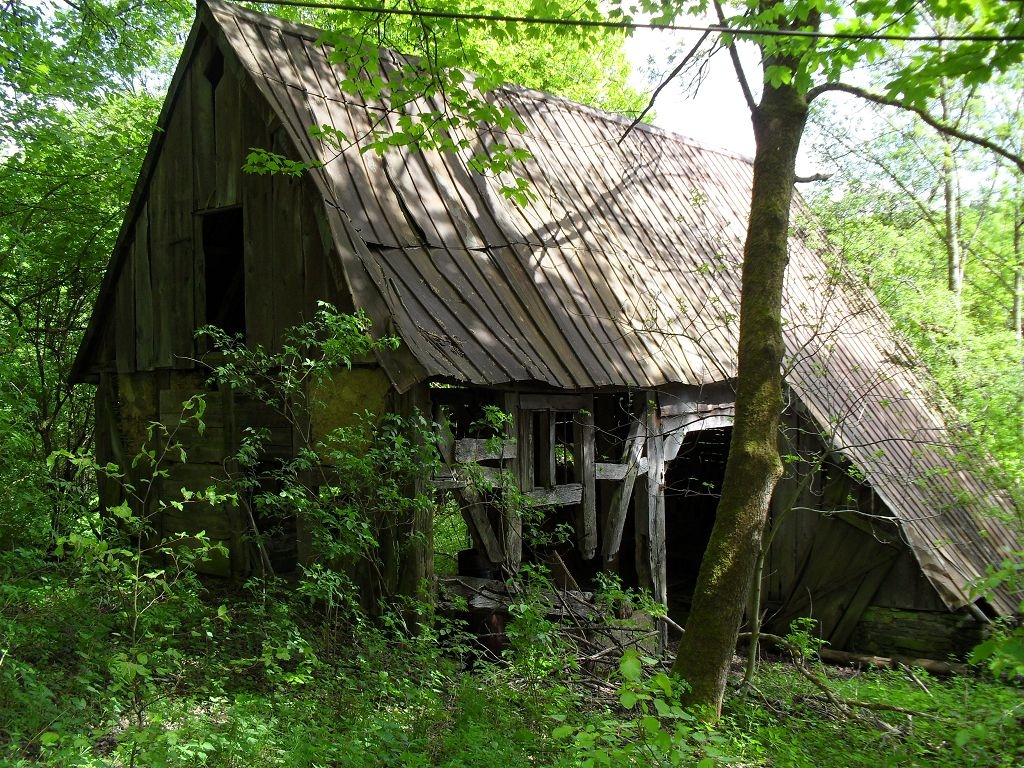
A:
39;732;60;747
639;715;660;736
551;724;575;739
765;64;793;87
619;650;643;681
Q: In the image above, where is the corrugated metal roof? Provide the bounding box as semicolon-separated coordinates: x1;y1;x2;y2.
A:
119;0;1024;612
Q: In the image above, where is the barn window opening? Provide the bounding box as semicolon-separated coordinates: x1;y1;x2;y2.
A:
528;409;582;488
202;208;246;338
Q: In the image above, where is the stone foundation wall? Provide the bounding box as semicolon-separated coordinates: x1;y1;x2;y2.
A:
848;606;987;659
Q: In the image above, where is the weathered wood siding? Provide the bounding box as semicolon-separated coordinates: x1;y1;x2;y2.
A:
90;30;359;576
759;410;955;648
107;31;343;373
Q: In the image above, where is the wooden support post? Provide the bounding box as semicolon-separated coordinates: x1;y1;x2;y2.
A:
576;409;597;560
646;405;667;609
642;402;668;648
504;393;523;573
602;418;646;563
634;473;653;592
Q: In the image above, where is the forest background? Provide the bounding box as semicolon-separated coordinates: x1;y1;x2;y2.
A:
0;1;1022;766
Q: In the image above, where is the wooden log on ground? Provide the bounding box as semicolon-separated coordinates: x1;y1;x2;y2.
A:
818;648;968;677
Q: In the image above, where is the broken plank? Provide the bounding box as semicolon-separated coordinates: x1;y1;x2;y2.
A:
454;437;518;463
602;418;646;562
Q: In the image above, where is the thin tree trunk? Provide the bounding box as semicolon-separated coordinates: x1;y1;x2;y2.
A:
1013;212;1022;338
673;79;807;718
940;88;964;298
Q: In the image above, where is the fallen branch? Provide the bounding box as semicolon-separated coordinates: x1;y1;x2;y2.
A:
818;648;967;677
738;632;945;731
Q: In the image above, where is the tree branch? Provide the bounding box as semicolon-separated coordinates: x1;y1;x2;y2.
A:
618;29;712;143
714;0;757;113
806;82;1024;172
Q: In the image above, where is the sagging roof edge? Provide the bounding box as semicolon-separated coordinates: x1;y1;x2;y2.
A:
793;385;1018;617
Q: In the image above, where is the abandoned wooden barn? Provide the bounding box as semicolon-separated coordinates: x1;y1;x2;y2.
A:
71;0;1020;657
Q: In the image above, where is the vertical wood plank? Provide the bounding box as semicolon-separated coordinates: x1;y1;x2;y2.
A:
191;39;217;210
271;171;305;345
214;67;243;209
243;170;274;349
537;410;555;487
192;214;206;335
219;384;249;578
165;76;196;367
634;473;652;593
576;407;597;560
301;183;328;315
147;140;176;369
503;392;522;572
133;203;154;369
115;241;136;373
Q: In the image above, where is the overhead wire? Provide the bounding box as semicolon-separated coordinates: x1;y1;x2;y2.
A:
257;0;1024;44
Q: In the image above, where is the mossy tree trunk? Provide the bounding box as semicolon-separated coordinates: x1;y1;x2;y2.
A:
672;78;808;718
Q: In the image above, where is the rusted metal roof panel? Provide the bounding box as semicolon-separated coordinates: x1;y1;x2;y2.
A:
195;1;1021;611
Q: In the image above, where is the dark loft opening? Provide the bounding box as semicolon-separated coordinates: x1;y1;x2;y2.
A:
204;48;224;89
202;208;246;337
664;426;731;622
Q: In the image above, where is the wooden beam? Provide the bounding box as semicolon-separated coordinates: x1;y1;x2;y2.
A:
576;410;597;560
602;418;646;562
461;496;504;564
526;484;583;506
659;401;735;419
596;458;649;481
454;437;518;463
518;393;591;411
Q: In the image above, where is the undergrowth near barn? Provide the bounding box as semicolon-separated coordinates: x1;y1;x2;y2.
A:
1;307;1019;766
2;540;1022;767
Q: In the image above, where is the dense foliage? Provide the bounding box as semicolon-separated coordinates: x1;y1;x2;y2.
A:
3;541;1022;766
0;0;193;548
